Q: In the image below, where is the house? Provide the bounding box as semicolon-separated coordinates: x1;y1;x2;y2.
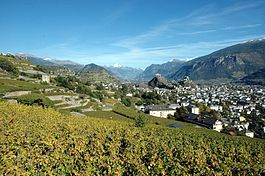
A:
42;74;50;83
146;105;176;118
202;118;223;132
191;106;200;115
210;105;223;112
245;130;254;138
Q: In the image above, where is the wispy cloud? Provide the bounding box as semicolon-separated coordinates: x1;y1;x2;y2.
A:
76;34;265;68
222;23;262;30
102;2;132;25
114;1;264;50
222;0;265;14
178;29;217;36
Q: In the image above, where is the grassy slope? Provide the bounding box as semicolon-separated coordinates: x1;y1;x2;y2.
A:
0;102;264;175
0;79;55;94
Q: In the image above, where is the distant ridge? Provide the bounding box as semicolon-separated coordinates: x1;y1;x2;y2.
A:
139;59;186;80
78;63;118;83
105;65;143;80
171;38;265;81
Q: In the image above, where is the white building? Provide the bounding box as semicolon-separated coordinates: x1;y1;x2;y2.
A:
147;105;176;118
212;120;223;132
191;107;200;115
42;74;50;83
245;130;254;138
210;105;223;112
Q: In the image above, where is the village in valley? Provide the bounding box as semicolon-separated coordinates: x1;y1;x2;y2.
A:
135;75;265;138
1;53;264;139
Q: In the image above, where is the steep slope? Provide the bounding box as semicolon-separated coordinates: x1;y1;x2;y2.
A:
78;63;118;83
0;102;264;175
171;39;265;80
139;59;186;80
105;65;143;80
239;68;265;85
148;74;173;89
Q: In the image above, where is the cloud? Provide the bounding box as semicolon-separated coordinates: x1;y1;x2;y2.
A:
102;2;132;25
177;29;217;36
222;1;265;15
222;24;262;30
77;34;265;68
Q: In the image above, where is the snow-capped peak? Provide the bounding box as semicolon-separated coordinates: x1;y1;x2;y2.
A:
112;63;123;68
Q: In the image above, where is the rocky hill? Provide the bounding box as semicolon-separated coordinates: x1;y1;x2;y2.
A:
171;39;265;81
78;63;118;83
148;74;173;89
139;59;186;80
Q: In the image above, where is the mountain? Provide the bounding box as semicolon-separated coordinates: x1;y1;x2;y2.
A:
78;63;118;83
171;39;265;81
25;56;58;67
139;59;186;80
105;65;143;80
148;74;174;89
18;54;83;70
79;63;110;73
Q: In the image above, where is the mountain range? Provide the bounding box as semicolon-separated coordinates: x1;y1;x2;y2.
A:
105;65;143;80
171;39;265;81
13;38;265;83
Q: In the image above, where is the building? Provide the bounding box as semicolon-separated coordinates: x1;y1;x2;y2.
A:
245;130;254;138
202;118;223;132
146;105;176;118
191;107;200;115
42;74;50;83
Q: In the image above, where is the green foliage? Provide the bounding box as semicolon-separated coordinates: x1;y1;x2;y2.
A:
0;78;54;94
0;102;264;175
54;76;76;90
0;59;19;75
141;91;163;105
135;114;146;127
17;93;54;108
34;65;49;73
76;84;91;95
174;106;189;120
121;97;131;107
135;99;144;106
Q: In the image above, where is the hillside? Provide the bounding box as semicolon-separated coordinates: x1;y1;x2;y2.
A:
0;102;264;175
139;59;186;80
105;65;143;80
148;74;173;89
171;39;265;80
240;68;265;85
78;63;118;83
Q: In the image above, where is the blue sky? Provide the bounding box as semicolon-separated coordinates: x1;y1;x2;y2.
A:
0;0;265;68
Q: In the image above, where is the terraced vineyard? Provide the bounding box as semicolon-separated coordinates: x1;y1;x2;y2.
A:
0;102;264;175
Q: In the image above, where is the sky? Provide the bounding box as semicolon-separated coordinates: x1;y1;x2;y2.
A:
0;0;265;68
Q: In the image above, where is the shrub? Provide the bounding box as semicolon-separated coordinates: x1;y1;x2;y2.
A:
135;114;146;127
0;59;19;75
17;93;54;108
121;97;131;107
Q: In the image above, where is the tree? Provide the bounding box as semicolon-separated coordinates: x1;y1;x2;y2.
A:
135;114;146;127
17;93;54;108
174;106;189;120
121;97;131;107
0;59;19;75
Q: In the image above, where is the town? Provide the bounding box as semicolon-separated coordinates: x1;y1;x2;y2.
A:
133;75;265;138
